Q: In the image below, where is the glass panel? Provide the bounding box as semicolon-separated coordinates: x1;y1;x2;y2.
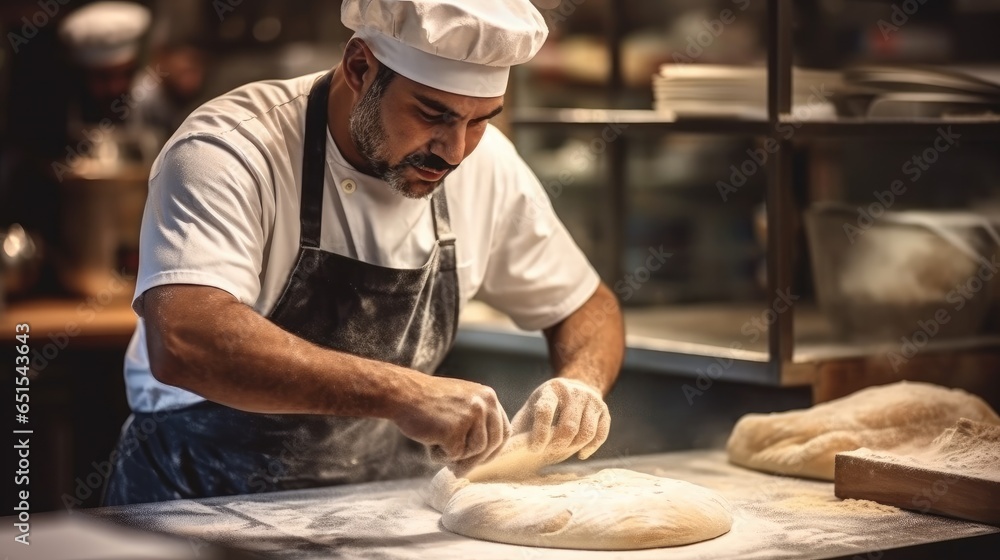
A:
509;1;778;374
515;127;616;278
795;137;1000;364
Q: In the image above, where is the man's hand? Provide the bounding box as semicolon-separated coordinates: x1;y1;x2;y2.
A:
510;378;610;461
391;375;511;472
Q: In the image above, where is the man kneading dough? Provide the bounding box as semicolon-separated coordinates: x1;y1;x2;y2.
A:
103;0;623;506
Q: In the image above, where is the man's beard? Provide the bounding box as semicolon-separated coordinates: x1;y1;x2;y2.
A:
349;83;454;199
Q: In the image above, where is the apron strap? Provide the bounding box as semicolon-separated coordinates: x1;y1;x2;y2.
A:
299;71;334;250
431;188;456;272
301;69;456;263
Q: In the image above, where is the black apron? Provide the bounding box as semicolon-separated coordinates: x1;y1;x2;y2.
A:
104;71;458;506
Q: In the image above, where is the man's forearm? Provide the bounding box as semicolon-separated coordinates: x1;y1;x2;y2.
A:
542;283;624;396
143;285;421;417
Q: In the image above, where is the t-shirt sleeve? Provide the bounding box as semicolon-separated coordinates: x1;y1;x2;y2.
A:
475;139;601;331
132;134;267;316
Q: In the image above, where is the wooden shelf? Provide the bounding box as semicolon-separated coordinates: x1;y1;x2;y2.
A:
1;298;137;349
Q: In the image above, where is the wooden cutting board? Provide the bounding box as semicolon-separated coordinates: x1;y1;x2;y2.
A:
834;451;1000;526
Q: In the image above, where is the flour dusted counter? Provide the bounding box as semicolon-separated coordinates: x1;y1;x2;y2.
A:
87;450;998;559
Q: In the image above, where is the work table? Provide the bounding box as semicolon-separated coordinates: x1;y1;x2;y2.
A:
87;449;998;559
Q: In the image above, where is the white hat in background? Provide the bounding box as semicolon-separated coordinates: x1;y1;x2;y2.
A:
59;1;152;68
341;0;549;98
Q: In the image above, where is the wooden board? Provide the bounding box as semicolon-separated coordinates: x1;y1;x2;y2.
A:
835;452;1000;526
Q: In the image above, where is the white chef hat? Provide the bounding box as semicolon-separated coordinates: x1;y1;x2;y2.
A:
59;1;151;68
341;0;549;98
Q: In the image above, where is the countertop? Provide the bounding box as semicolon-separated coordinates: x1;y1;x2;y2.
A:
87;449;999;559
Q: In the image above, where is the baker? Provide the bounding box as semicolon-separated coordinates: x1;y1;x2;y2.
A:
58;1;151;127
104;0;624;506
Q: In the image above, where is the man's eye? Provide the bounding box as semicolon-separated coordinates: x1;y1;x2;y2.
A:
419;111;445;123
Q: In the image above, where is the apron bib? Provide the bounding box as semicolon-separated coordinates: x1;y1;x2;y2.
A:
104;71;459;505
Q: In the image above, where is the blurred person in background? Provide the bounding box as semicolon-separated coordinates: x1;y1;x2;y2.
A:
58;0;160;167
133;42;208;145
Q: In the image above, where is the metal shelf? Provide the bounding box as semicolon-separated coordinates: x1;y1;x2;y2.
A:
456;302;1000;386
511;108;770;135
455;302;776;385
513;108;1000;139
781;116;1000;139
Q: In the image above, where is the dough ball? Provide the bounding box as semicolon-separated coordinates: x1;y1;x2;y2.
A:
429;468;733;550
727;381;1000;480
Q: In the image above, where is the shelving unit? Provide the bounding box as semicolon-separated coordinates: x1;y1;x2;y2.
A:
456;0;1000;388
779;116;1000;139
512;108;770;134
763;0;1000;388
513;108;1000;139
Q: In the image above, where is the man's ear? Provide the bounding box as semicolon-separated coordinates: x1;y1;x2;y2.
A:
342;38;379;97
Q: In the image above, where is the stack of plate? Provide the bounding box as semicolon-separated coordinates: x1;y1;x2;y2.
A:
653;64;841;119
841;65;1000;118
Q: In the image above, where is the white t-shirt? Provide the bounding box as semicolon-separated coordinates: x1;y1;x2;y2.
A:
123;71;600;412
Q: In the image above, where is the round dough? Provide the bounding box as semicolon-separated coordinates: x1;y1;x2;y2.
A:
428;468;733;550
727;381;1000;481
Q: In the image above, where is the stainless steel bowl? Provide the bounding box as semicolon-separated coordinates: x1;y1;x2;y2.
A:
804;204;999;341
1;224;44;312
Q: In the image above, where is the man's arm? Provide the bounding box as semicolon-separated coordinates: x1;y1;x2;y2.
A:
142;284;510;467
542;282;624;396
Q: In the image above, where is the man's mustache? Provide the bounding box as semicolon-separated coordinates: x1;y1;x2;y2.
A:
402;152;456;172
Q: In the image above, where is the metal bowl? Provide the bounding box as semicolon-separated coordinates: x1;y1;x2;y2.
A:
1;224;43;294
804;204;998;342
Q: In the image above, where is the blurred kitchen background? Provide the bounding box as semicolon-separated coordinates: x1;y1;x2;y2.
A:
2;0;1000;510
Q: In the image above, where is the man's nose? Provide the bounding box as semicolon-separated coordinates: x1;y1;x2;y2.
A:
432;125;466;168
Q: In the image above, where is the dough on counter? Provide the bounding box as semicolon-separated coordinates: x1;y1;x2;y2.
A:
428;467;733;550
727;381;1000;480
